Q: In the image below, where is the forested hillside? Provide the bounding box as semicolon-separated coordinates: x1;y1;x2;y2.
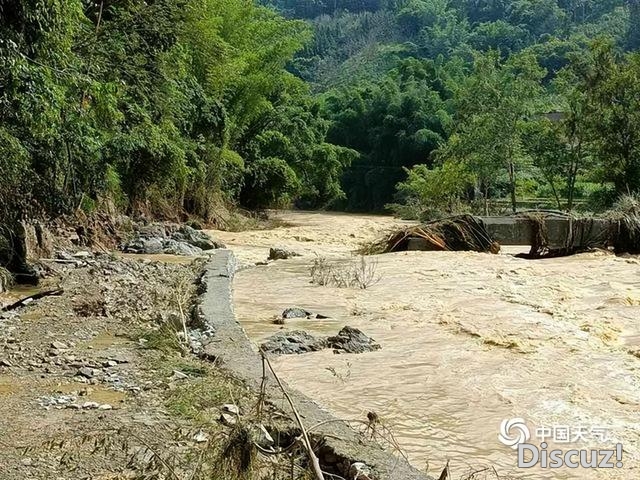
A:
0;0;356;226
264;0;640;214
3;0;640;223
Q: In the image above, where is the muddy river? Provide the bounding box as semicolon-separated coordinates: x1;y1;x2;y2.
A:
217;211;639;479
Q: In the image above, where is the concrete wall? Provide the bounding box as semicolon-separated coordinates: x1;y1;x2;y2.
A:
407;217;612;250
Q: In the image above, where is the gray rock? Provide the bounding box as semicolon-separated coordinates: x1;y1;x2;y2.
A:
171;226;224;250
55;251;74;261
137;223;167;239
50;341;68;351
282;307;313;319
123;224;224;256
77;367;96;378
124;237;164;254
268;246;301;261
327;326;381;354
161;239;202;256
82;401;100;409
109;354;129;364
261;331;327;355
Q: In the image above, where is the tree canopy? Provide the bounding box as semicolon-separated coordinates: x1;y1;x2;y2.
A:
261;0;640;215
4;0;640;223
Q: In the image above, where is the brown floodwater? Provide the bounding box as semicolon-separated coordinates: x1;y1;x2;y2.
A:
214;212;640;479
0;284;43;309
115;253;201;264
53;383;127;405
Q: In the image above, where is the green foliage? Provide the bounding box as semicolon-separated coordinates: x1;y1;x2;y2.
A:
259;0;640;213
574;41;640;193
322;57;452;210
0;0;351;224
5;0;640;222
391;161;473;219
437;50;546;213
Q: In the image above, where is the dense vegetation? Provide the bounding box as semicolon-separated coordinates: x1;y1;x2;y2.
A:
0;0;355;225
3;0;640;225
265;0;640;214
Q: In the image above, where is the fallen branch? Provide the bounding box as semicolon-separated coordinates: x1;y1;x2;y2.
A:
1;288;64;312
261;351;325;480
438;460;450;480
40;259;82;264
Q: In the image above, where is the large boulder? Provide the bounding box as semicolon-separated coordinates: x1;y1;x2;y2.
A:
172;226;225;250
122;223;225;256
136;223;167;239
261;326;381;355
124;237;164;254
261;331;328;355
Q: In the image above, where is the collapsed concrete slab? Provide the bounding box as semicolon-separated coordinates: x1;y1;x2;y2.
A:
481;216;610;248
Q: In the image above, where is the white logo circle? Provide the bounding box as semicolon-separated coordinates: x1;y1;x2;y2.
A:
498;418;531;449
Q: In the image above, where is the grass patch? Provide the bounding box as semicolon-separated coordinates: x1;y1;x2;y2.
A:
222;209;293;232
164;362;247;422
137;322;187;355
310;255;381;289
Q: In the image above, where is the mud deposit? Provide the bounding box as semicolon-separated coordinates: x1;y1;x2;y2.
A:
211;211;640;479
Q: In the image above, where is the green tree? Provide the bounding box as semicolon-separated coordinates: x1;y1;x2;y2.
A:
322;57;452;210
393;161;474;218
439;50;546;213
575;41;640;194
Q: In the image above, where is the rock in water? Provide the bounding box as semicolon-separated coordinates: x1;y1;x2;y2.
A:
327;326;381;354
261;331;328;355
282;307;312;319
268;246;301;261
